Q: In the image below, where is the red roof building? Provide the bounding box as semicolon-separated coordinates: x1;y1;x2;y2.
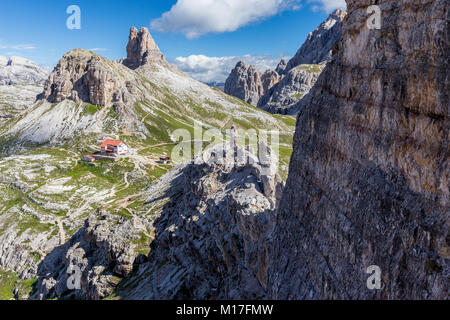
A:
100;140;129;155
100;140;123;148
82;155;95;162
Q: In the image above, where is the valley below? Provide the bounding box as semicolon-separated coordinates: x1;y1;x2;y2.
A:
0;0;448;301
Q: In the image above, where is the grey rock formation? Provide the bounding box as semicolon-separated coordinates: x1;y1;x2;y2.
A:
268;0;449;300
40;49;138;106
0;56;48;85
261;70;280;94
119;143;283;299
224;10;346;114
284;9;346;73
258;64;324;115
275;59;287;75
0;84;43;125
32;212;150;300
224;61;264;106
123;27;167;70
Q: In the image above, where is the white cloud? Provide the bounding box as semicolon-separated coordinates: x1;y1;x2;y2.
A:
88;48;108;52
0;44;37;50
307;0;346;12
172;54;289;83
151;0;301;38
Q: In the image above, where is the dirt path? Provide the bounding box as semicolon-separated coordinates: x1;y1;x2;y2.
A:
123;171;130;189
57;217;65;245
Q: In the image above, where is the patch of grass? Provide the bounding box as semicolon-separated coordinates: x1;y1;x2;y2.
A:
296;64;323;73
273;114;297;128
17;215;52;237
112;208;133;220
83;104;104;116
67;162;124;185
0;268;37;300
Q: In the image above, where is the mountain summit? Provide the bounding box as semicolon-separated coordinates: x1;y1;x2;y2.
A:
224;9;346;114
224;61;265;106
284;8;346;73
123;27;167;69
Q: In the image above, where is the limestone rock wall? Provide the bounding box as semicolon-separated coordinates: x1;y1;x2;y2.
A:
268;0;449;300
224;61;265;106
120;143;283;299
123;27;167;70
39;49;138;107
284;9;346;73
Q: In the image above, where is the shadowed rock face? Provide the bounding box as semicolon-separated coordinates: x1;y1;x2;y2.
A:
101;143;284;300
32;212;150;300
269;0;449;300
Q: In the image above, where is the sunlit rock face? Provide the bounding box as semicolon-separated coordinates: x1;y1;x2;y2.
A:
224;61;265;106
283;9;346;73
0;56;48;85
269;0;449;300
39;49;138;107
123;27;167;70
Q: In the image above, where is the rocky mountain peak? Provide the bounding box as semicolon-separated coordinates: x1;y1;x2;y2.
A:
284;8;347;73
224;61;264;106
224;10;346;113
258;64;325;114
275;59;287;74
261;70;280;93
123;26;165;69
39;49;138;106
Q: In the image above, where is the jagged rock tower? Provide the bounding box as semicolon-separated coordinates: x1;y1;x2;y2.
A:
224;61;265;106
123;27;166;69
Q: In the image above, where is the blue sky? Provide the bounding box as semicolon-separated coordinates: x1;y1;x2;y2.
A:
0;0;346;82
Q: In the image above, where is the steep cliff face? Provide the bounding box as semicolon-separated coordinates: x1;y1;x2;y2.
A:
115;142;283;300
224;10;346;114
32;212;150;300
224;61;264;106
269;0;449;300
40;49;138;106
284;9;346;73
123;27;167;70
261;70;281;94
258;64;325;115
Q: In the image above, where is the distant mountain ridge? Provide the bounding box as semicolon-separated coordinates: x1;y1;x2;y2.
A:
224;9;347;114
283;8;347;73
